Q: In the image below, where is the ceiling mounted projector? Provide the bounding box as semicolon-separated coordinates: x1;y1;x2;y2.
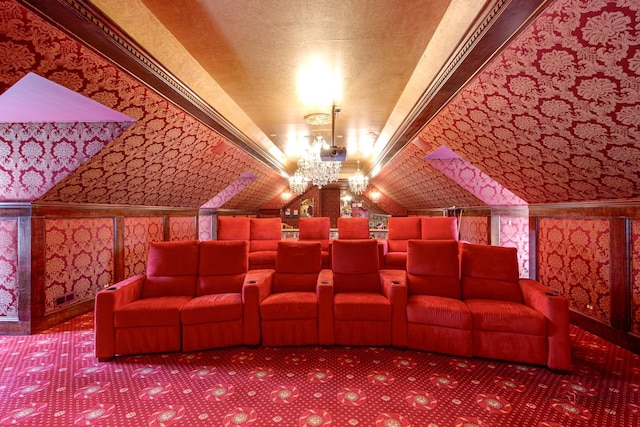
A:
320;146;347;161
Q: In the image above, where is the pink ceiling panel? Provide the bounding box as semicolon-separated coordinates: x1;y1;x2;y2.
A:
0;73;135;123
418;0;640;204
1;0;286;209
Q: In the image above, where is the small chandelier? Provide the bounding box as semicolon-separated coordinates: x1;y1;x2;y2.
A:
289;170;309;194
348;160;369;195
297;135;341;188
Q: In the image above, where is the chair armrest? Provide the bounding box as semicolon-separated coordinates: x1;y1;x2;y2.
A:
317;269;334;346
380;270;408;347
519;278;571;371
94;274;145;360
242;269;274;345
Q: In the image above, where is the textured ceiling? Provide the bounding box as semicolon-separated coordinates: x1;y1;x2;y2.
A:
1;0;639;211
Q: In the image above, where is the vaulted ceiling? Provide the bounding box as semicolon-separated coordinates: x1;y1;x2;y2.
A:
1;0;639;211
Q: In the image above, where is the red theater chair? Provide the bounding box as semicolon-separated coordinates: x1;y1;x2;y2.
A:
258;241;333;346
405;239;472;356
95;240;199;360
298;217;331;268
461;243;571;371
330;239;406;347
180;240;249;352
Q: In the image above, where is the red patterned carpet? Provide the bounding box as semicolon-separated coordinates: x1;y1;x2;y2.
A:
0;313;638;426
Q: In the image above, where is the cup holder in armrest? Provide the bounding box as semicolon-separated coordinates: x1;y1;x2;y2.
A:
247;280;257;284
392;281;402;284
544;292;559;296
321;281;330;284
106;287;117;290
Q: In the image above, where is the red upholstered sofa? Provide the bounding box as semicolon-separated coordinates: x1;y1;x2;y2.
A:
95;236;571;371
403;240;571;371
217;217;282;269
384;216;458;269
94;240;269;361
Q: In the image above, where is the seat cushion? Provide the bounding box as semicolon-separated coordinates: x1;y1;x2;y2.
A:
466;300;546;335
407;295;471;329
461;243;522;303
260;292;318;320
181;293;243;325
114;296;191;328
334;292;391;321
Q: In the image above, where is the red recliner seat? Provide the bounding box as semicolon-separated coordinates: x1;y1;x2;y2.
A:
405;239;472;356
259;241;333;346
95;240;199;360
181;240;249;352
461;243;571;371
298;217;331;268
331;239;406;347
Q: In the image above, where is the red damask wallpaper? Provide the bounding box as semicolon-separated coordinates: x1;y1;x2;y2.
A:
500;216;530;278
123;217;164;278
459;216;488;245
537;218;611;324
44;218;114;314
198;215;213;241
0;219;18;318
416;0;640;204
372;143;486;210
632;220;640;336
0;122;131;201
0;1;286;209
169;216;196;241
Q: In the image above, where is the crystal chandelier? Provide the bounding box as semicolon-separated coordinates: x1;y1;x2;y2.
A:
348;160;369;195
289;170;309;195
297;136;341;188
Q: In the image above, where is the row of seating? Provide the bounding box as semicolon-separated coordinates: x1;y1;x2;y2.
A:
94;238;571;371
217;216;459;270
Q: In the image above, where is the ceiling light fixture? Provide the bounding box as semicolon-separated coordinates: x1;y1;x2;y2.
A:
369;190;380;203
291;105;342;189
289;170;309;195
348;160;369;195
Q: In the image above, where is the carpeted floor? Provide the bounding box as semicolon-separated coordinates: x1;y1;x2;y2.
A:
0;313;638;426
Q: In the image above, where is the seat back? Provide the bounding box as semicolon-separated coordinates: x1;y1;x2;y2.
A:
387;217;421;252
143;240;200;298
299;217;330;250
460;243;522;303
197;240;248;296
421;217;458;240
406;240;460;298
249;218;282;252
337;217;369;239
217;217;250;240
273;241;322;293
331;239;380;293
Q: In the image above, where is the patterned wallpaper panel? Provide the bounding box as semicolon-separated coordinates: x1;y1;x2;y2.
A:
372;143;486;210
418;0;640;204
1;0;286;210
500;216;530;278
199;215;213;241
632;220;640;336
0;122;131;201
459;216;488;245
428;158;526;206
537;218;611;325
169;216;196;241
44;218;114;314
123;217;164;278
0;219;18;318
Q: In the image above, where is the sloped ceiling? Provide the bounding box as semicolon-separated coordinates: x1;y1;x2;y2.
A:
414;0;640;204
2;0;639;211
